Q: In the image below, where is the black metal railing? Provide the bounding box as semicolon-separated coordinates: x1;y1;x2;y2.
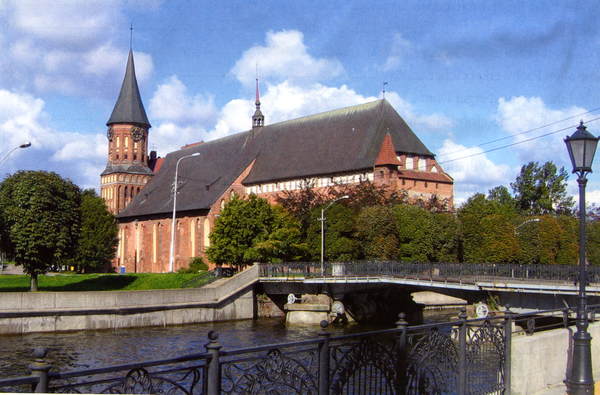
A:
259;261;600;286
2;306;595;395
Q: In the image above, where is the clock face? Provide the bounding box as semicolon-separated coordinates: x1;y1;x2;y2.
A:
107;126;114;141
130;126;143;142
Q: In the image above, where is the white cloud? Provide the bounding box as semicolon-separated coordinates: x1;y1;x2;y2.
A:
384;33;413;71
495;96;588;168
0;89;106;190
230;30;345;87
437;139;513;205
385;92;453;134
148;75;219;155
0;1;153;97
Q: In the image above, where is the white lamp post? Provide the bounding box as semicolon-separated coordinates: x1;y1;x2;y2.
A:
169;152;200;272
564;120;598;395
514;218;540;235
0;142;31;166
320;195;349;276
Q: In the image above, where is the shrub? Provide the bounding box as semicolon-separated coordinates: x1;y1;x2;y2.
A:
178;257;209;274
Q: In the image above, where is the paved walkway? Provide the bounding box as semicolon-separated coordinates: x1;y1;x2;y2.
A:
0;264;24;275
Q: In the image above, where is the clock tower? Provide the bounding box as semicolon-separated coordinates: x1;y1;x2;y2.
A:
101;49;154;214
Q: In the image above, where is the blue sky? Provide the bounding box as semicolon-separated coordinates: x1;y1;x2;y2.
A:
0;0;599;206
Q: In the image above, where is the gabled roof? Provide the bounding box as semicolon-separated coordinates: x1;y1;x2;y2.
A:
107;49;151;128
118;99;438;219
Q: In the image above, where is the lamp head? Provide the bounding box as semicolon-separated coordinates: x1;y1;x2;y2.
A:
565;121;599;174
20;142;31;149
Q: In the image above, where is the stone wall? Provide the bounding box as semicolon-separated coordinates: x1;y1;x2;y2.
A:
511;321;600;394
0;265;259;335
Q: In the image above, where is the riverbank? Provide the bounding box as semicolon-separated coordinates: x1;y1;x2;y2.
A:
0;265;259;334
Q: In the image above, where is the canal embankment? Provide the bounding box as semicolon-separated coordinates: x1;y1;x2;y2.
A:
0;265;259;335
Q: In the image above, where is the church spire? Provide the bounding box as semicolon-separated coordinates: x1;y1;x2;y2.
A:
107;49;151;128
252;68;264;132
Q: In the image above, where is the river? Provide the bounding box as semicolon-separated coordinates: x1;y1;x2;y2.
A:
1;309;461;380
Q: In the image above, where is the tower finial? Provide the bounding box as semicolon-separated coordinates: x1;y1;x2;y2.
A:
252;63;264;132
130;23;133;50
255;63;260;106
383;81;388;99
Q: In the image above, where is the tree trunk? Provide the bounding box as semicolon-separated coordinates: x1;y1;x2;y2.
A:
30;273;38;292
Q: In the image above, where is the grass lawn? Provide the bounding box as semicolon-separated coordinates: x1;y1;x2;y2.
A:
0;272;212;292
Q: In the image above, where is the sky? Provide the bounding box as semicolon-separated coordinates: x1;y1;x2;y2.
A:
0;0;599;207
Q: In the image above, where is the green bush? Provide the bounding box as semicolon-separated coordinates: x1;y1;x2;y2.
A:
178;257;209;274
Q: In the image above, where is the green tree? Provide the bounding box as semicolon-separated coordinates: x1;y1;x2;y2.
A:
510;161;574;216
73;189;119;273
487;185;516;211
458;193;516;263
356;205;399;260
430;213;461;262
206;195;305;267
306;203;359;262
393;205;434;261
0;171;81;291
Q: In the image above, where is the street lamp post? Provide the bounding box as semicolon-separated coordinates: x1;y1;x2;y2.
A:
320;195;349;276
0;142;31;274
0;142;31;166
514;218;540;235
169;153;200;273
564;120;598;395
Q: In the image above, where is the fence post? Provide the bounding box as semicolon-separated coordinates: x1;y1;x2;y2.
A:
396;313;408;394
204;330;222;395
503;305;513;395
458;307;468;395
28;347;51;393
318;320;330;395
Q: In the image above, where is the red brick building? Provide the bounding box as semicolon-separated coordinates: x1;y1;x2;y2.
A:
102;54;454;273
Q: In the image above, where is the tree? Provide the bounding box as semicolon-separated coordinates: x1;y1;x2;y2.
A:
487;185;516;211
73;189;119;273
393;205;435;261
510;161;574;216
306;203;359;262
0;171;81;291
356;205;399;260
206;195;305;267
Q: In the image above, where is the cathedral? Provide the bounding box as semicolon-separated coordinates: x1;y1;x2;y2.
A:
101;51;454;273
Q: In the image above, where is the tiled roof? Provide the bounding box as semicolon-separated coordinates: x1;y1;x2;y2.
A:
118;100;439;219
107;49;151;128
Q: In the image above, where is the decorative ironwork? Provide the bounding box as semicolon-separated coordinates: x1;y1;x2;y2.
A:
5;305;594;395
222;348;319;395
466;321;506;394
329;336;398;394
526;316;536;334
406;328;459;395
51;365;203;394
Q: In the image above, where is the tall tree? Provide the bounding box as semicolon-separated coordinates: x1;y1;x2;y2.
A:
74;189;119;273
0;171;81;291
206;195;305;267
510;161;574;216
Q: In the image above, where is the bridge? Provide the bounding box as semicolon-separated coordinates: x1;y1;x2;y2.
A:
258;261;600;322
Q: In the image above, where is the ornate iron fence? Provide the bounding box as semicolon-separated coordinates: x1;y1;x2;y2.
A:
2;306;592;395
259;260;600;286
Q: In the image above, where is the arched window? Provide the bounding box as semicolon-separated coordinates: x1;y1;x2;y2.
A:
204;218;211;249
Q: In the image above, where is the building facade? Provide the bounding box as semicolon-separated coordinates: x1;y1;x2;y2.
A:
102;55;454;273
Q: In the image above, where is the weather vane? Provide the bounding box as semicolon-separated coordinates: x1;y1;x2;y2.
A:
383;81;388;99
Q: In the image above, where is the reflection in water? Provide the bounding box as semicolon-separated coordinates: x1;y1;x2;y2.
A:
1;309;461;379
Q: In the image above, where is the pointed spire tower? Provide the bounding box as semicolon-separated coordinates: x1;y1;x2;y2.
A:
101;49;154;214
252;72;264;135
